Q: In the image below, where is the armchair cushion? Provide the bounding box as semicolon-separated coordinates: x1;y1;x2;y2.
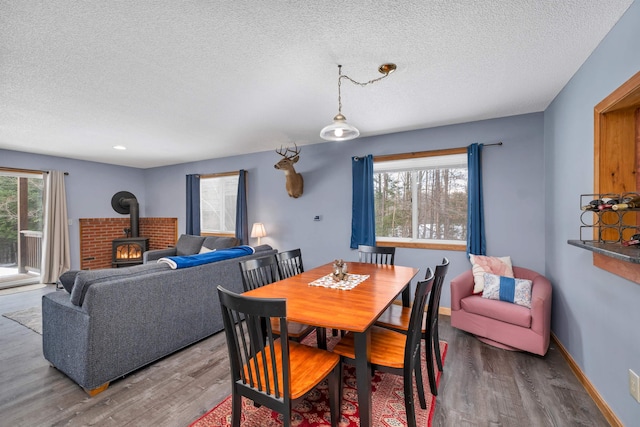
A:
482;273;532;308
461;295;532;328
469;254;513;294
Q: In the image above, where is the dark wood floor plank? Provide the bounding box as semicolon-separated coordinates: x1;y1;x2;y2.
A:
0;285;610;427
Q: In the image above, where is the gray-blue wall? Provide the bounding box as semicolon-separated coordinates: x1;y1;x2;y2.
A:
144;112;545;305
544;1;640;424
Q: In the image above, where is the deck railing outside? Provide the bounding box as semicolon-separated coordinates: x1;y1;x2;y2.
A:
0;238;17;265
19;230;42;273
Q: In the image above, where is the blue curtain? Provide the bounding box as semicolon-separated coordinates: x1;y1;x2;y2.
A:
351;155;376;249
236;170;249;245
467;143;486;256
186;174;200;235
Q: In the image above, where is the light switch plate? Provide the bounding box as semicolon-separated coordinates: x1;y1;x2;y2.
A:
629;369;640;402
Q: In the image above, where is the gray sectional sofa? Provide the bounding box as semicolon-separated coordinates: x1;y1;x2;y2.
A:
42;236;276;395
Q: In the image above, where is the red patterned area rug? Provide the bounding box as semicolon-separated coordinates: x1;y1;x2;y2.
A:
190;333;448;427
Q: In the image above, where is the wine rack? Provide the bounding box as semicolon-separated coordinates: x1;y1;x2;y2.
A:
579;193;640;243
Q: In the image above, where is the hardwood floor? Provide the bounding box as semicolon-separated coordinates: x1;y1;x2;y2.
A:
0;286;609;427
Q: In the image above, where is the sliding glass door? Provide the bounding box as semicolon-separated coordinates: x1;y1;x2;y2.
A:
0;169;44;289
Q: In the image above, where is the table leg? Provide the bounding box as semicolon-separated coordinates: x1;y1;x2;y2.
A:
401;284;411;307
354;330;372;427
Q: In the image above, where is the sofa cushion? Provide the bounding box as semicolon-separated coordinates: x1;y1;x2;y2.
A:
469;254;514;294
175;234;206;256
202;236;240;250
58;270;81;293
70;263;171;306
461;295;532;328
482;273;532;308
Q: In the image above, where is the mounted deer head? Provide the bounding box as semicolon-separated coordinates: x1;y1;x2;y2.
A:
274;143;304;198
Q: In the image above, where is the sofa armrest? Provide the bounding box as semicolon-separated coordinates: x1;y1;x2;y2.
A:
143;247;177;263
450;269;475;311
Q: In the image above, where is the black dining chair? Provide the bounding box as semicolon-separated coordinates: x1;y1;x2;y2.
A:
332;269;435;427
358;244;410;307
276;248;304;279
239;255;326;349
374;257;450;395
358;244;395;265
217;285;341;427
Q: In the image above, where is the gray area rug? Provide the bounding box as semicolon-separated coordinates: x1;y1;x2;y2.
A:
2;306;42;335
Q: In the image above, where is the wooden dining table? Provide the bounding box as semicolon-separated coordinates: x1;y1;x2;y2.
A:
242;261;420;427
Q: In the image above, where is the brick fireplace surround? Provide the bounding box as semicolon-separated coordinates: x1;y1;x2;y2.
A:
79;217;177;270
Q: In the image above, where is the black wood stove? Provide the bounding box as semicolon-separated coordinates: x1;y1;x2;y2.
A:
110;191;149;268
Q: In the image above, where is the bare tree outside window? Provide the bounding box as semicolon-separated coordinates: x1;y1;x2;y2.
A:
374;152;467;245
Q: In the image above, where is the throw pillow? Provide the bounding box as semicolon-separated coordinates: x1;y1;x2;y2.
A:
199;246;215;254
58;270;80;293
482;273;532;308
469;254;514;294
175;234;206;256
202;236;240;250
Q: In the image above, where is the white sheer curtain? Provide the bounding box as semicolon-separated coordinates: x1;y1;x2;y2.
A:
41;170;70;283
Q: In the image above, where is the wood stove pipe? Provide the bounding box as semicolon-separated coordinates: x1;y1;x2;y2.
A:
111;191;140;238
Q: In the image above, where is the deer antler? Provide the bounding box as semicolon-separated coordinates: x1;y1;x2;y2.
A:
276;143;300;159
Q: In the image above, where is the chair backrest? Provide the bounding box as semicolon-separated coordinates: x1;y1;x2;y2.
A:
239;254;280;292
358;244;395;265
276;248;304;279
425;257;450;334
405;268;434;366
217;285;291;405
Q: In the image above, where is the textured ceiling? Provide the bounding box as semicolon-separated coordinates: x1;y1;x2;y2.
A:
0;1;634;168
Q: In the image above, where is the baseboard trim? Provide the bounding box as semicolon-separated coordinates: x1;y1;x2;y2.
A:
551;332;622;427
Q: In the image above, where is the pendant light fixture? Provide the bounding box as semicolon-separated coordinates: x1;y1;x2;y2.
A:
320;63;397;142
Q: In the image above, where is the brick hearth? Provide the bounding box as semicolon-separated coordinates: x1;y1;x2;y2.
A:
79;217;177;270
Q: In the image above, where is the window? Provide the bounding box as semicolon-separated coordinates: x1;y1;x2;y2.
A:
200;172;238;235
374;148;468;249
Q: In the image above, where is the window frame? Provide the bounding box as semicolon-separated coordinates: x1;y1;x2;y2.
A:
374;147;468;251
199;171;239;237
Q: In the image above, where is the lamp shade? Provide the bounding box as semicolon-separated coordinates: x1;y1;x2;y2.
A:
250;223;266;245
320;114;360;141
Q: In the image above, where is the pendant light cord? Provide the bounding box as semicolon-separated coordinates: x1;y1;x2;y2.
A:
337;64;393;116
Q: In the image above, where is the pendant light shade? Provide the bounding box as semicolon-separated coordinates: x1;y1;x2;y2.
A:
320;113;360;141
320;63;396;142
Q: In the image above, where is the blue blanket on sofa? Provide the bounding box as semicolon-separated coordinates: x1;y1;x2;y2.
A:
158;245;255;269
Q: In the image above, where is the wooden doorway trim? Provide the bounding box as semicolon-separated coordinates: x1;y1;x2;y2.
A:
593;71;640;283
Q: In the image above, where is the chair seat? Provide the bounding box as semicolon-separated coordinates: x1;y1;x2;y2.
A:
244;339;340;400
375;304;427;332
332;326;407;369
270;319;316;339
460;295;531;328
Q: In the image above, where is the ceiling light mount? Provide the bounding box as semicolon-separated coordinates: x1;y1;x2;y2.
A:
378;63;397;75
320;63;397;142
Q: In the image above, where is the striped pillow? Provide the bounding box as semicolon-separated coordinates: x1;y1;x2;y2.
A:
482;273;532;308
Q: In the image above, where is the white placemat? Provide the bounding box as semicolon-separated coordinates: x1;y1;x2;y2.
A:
308;273;369;290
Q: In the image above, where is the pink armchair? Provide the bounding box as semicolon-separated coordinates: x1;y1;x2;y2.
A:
450;266;552;356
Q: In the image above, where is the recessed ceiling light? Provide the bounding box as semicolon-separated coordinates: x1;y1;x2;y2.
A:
113;145;127;150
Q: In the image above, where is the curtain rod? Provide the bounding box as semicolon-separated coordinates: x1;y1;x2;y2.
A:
483;141;503;147
1;167;69;175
